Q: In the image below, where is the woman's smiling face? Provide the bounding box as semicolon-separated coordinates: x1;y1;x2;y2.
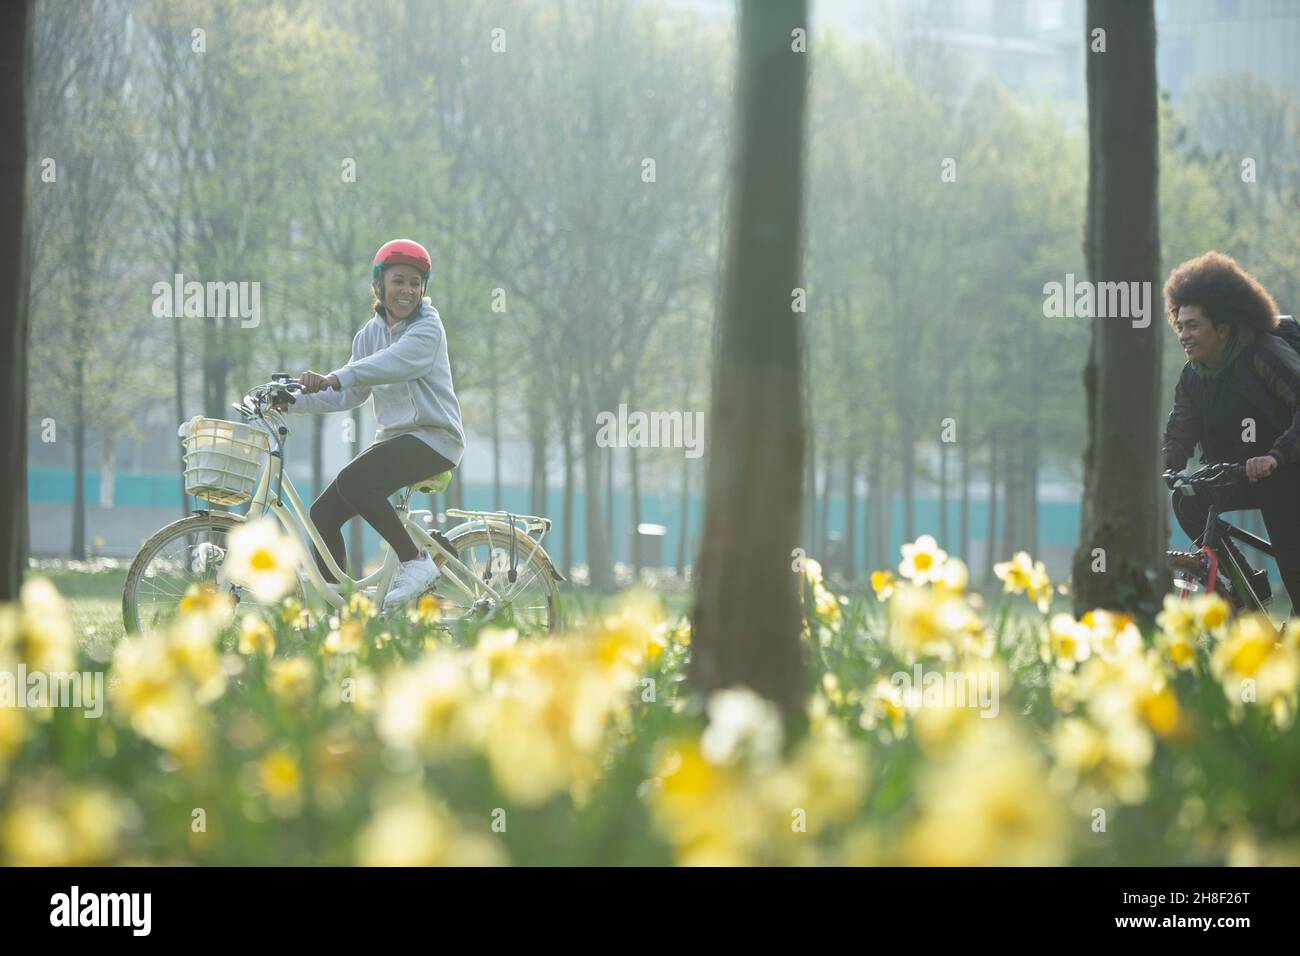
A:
378;264;423;320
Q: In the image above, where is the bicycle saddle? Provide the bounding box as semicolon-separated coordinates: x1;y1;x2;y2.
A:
410;471;453;494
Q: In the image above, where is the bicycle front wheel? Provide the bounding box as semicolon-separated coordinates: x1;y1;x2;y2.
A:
122;511;303;634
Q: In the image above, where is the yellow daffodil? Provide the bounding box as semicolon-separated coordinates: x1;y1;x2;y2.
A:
356;794;507;867
406;593;442;627
0;706;27;780
346;591;377;619
699;687;783;768
1194;593;1230;634
1044;613;1092;671
61;787;127;864
801;557;824;586
859;676;909;741
1080;649;1186;742
223;518;302;604
2;802;72;866
888;584;978;662
810;579;842;625
238;615;276;656
257;749;303;815
993;551;1053;612
324;617;365;656
13;577;75;672
178;581;235;628
760;732;868;833
280;597;311;629
898;535;948;585
470;627;519;686
377;652;476;754
1155;595;1200;671
1082;609;1142;662
267;657;315;705
111;634;207;762
650;739;759;866
1050;715;1153;805
870;569;895;601
934;558;969;595
671;618;692;646
167;614;228;704
904;719;1070;865
1211;614;1299;727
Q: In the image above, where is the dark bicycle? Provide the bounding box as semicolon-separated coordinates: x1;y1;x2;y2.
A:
1163;462;1275;613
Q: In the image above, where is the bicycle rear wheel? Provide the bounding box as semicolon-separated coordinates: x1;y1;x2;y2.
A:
432;527;561;633
123;511;303;634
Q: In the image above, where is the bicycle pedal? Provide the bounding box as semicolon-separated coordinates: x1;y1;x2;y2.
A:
1166;550;1204;573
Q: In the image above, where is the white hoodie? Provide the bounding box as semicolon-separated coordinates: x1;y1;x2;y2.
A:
286;297;465;467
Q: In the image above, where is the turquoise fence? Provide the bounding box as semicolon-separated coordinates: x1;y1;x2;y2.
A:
31;467;1208;569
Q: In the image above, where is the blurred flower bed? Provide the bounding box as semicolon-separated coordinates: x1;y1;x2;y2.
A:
2;522;1298;865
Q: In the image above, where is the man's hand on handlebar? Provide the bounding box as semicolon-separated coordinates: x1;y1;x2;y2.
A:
299;370;341;394
1245;455;1279;481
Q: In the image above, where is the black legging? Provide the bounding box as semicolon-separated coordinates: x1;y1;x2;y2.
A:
308;434;455;583
1171;461;1300;611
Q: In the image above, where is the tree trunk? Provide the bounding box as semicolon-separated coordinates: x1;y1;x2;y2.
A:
0;0;31;599
312;413;325;503
1001;434;1018;561
939;434;949;551
802;416;816;552
630;442;642;579
1072;0;1167;619
1025;431;1039;558
529;390;546;518
676;452;690;577
984;429;999;583
862;447;874;572
99;434;114;509
605;443;615;570
71;357;86;560
960;371;971;563
580;388;614;591
1027;327;1041;557
877;468;893;575
900;410;915;542
349;406;364;575
490;327;501;511
690;0;808;721
562;408;574;578
173;314;188;518
844;452;857;580
818;448;834;561
202;319;230;420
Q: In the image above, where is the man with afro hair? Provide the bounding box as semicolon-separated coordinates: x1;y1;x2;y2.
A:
1162;251;1300;613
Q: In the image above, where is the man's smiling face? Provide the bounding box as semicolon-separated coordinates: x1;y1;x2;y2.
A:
1174;304;1232;365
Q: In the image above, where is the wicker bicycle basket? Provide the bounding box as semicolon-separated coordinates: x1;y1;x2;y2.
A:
178;416;271;506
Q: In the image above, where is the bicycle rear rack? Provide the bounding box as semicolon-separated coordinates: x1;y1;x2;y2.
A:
445;509;551;545
444;509;555;586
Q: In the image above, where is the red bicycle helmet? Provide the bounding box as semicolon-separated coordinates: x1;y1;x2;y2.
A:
371;239;432;285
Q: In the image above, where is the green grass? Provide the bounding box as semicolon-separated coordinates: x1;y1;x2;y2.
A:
35;567;128;653
40;567;692;656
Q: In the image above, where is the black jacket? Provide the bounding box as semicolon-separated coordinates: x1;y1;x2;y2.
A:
1163;331;1300;471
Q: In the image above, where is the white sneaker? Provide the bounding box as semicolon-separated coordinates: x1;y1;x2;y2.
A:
383;552;441;610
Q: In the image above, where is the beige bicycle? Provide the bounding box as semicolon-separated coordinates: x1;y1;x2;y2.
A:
122;375;564;634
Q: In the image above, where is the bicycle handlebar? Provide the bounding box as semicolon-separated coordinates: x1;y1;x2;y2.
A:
233;377;305;423
1163;462;1248;493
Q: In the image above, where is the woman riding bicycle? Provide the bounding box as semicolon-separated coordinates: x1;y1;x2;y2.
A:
1162;251;1300;612
273;239;465;610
